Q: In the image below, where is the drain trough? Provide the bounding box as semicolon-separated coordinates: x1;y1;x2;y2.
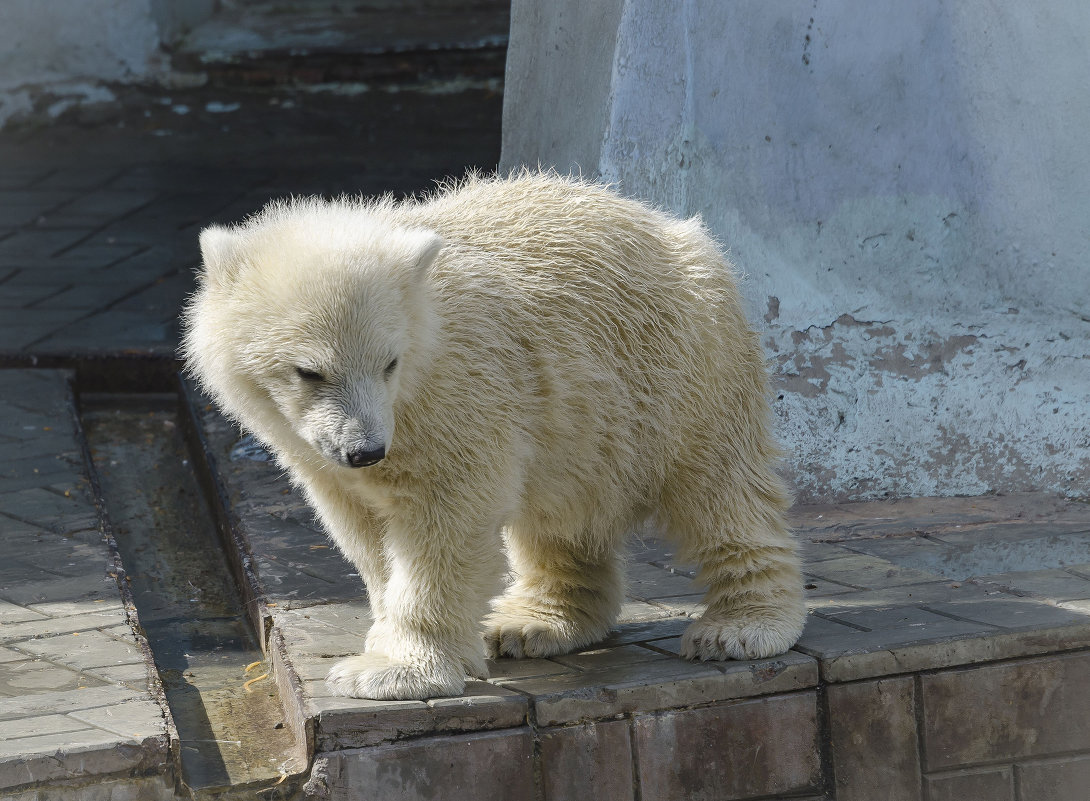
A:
81;393;302;797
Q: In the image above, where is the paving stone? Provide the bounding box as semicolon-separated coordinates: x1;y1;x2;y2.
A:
425;682;528;734
0;608;128;645
308;728;535;801
0;713;95;740
803;553;943;588
974;567;1090;601
508;650;816;727
68;699;167;739
0;600;48;624
1;774;176;801
0;682;143;721
633;693;820;800
828;677;921;801
1016;754;1090;801
923;595;1089;629
486;656;572;682
921;651;1090;768
625;562;701;599
807;579;998;612
616;599;686;622
38;189;158;228
0;726;166;792
0;659;108;695
274;609;369;658
915;530;1090;577
18;628;143;670
594;616;692;647
0;230;91;260
801;575;859;598
306;674;528;750
540;719;633;801
925;768;1013;801
551;643;672;671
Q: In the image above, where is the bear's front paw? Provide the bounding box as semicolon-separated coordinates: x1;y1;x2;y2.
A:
483;612;608;659
681;607;804;661
326;653;465;700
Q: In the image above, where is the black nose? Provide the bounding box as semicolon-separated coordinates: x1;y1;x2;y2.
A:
346;446;385;468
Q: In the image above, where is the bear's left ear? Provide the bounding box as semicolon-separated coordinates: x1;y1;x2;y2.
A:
403;229;444;278
198;225;245;285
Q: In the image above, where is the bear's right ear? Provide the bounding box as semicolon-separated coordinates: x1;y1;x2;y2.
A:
198;225;243;284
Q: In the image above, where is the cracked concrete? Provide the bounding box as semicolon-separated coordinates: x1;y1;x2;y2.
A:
501;0;1090;504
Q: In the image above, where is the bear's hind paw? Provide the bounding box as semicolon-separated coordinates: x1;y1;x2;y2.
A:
681;610;803;662
326;653;465;700
483;614;606;659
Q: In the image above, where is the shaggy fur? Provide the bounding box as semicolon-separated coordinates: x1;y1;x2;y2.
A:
181;172;805;701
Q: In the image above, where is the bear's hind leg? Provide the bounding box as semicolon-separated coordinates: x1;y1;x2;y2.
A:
485;526;624;659
663;463;806;662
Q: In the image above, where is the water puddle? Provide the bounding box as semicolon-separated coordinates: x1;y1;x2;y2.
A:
81;394;300;796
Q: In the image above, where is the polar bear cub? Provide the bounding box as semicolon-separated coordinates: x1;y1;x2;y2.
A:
182;172;805;701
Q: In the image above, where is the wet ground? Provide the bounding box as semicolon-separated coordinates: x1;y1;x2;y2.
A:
83;396;299;793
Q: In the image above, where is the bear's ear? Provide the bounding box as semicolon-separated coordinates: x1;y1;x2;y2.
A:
198;225;244;284
403;229;444;278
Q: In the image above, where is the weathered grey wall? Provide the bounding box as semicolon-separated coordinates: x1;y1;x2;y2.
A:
502;0;1090;502
0;0;215;127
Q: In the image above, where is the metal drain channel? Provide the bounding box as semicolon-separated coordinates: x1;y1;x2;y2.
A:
81;393;300;797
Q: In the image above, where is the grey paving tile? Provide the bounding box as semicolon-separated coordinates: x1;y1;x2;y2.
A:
551;644;673;672
506;651;815;727
0;726;164;791
974;567;1090;601
0;573;117;609
807;579;997;613
17;628;143;670
0;230;91;260
274;609;369;658
37;189;158;228
0;713;94;741
0;607;127;644
0;600;48;624
0;310;86;350
0;659;108;695
485;657;573;682
923;596;1090;629
804;553;942;588
0;684;145;721
625;562;701;600
69;699;167;739
616;599;686;623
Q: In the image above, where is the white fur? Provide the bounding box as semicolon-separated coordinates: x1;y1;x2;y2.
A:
181;172;805;701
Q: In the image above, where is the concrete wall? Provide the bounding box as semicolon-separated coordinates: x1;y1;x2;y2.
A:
0;0;215;127
501;0;1090;502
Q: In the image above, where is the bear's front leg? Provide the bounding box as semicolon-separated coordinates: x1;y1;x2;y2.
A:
680;542;806;661
326;508;506;700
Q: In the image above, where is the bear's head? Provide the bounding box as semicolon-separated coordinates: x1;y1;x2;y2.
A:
181;198;443;472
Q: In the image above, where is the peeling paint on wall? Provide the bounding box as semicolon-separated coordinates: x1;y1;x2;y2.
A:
502;0;1090;501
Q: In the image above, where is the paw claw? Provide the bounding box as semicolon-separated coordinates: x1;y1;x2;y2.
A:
682;608;804;661
484;612;605;659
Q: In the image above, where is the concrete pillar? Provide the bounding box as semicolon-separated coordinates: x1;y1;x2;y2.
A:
501;0;1090;502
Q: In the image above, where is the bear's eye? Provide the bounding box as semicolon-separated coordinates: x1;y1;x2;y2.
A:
295;366;324;382
384;358;398;378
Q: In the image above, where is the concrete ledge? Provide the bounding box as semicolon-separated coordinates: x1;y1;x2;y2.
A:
192;394;1090;799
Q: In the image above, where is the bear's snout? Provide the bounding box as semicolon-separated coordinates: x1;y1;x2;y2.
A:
346;445;386;468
